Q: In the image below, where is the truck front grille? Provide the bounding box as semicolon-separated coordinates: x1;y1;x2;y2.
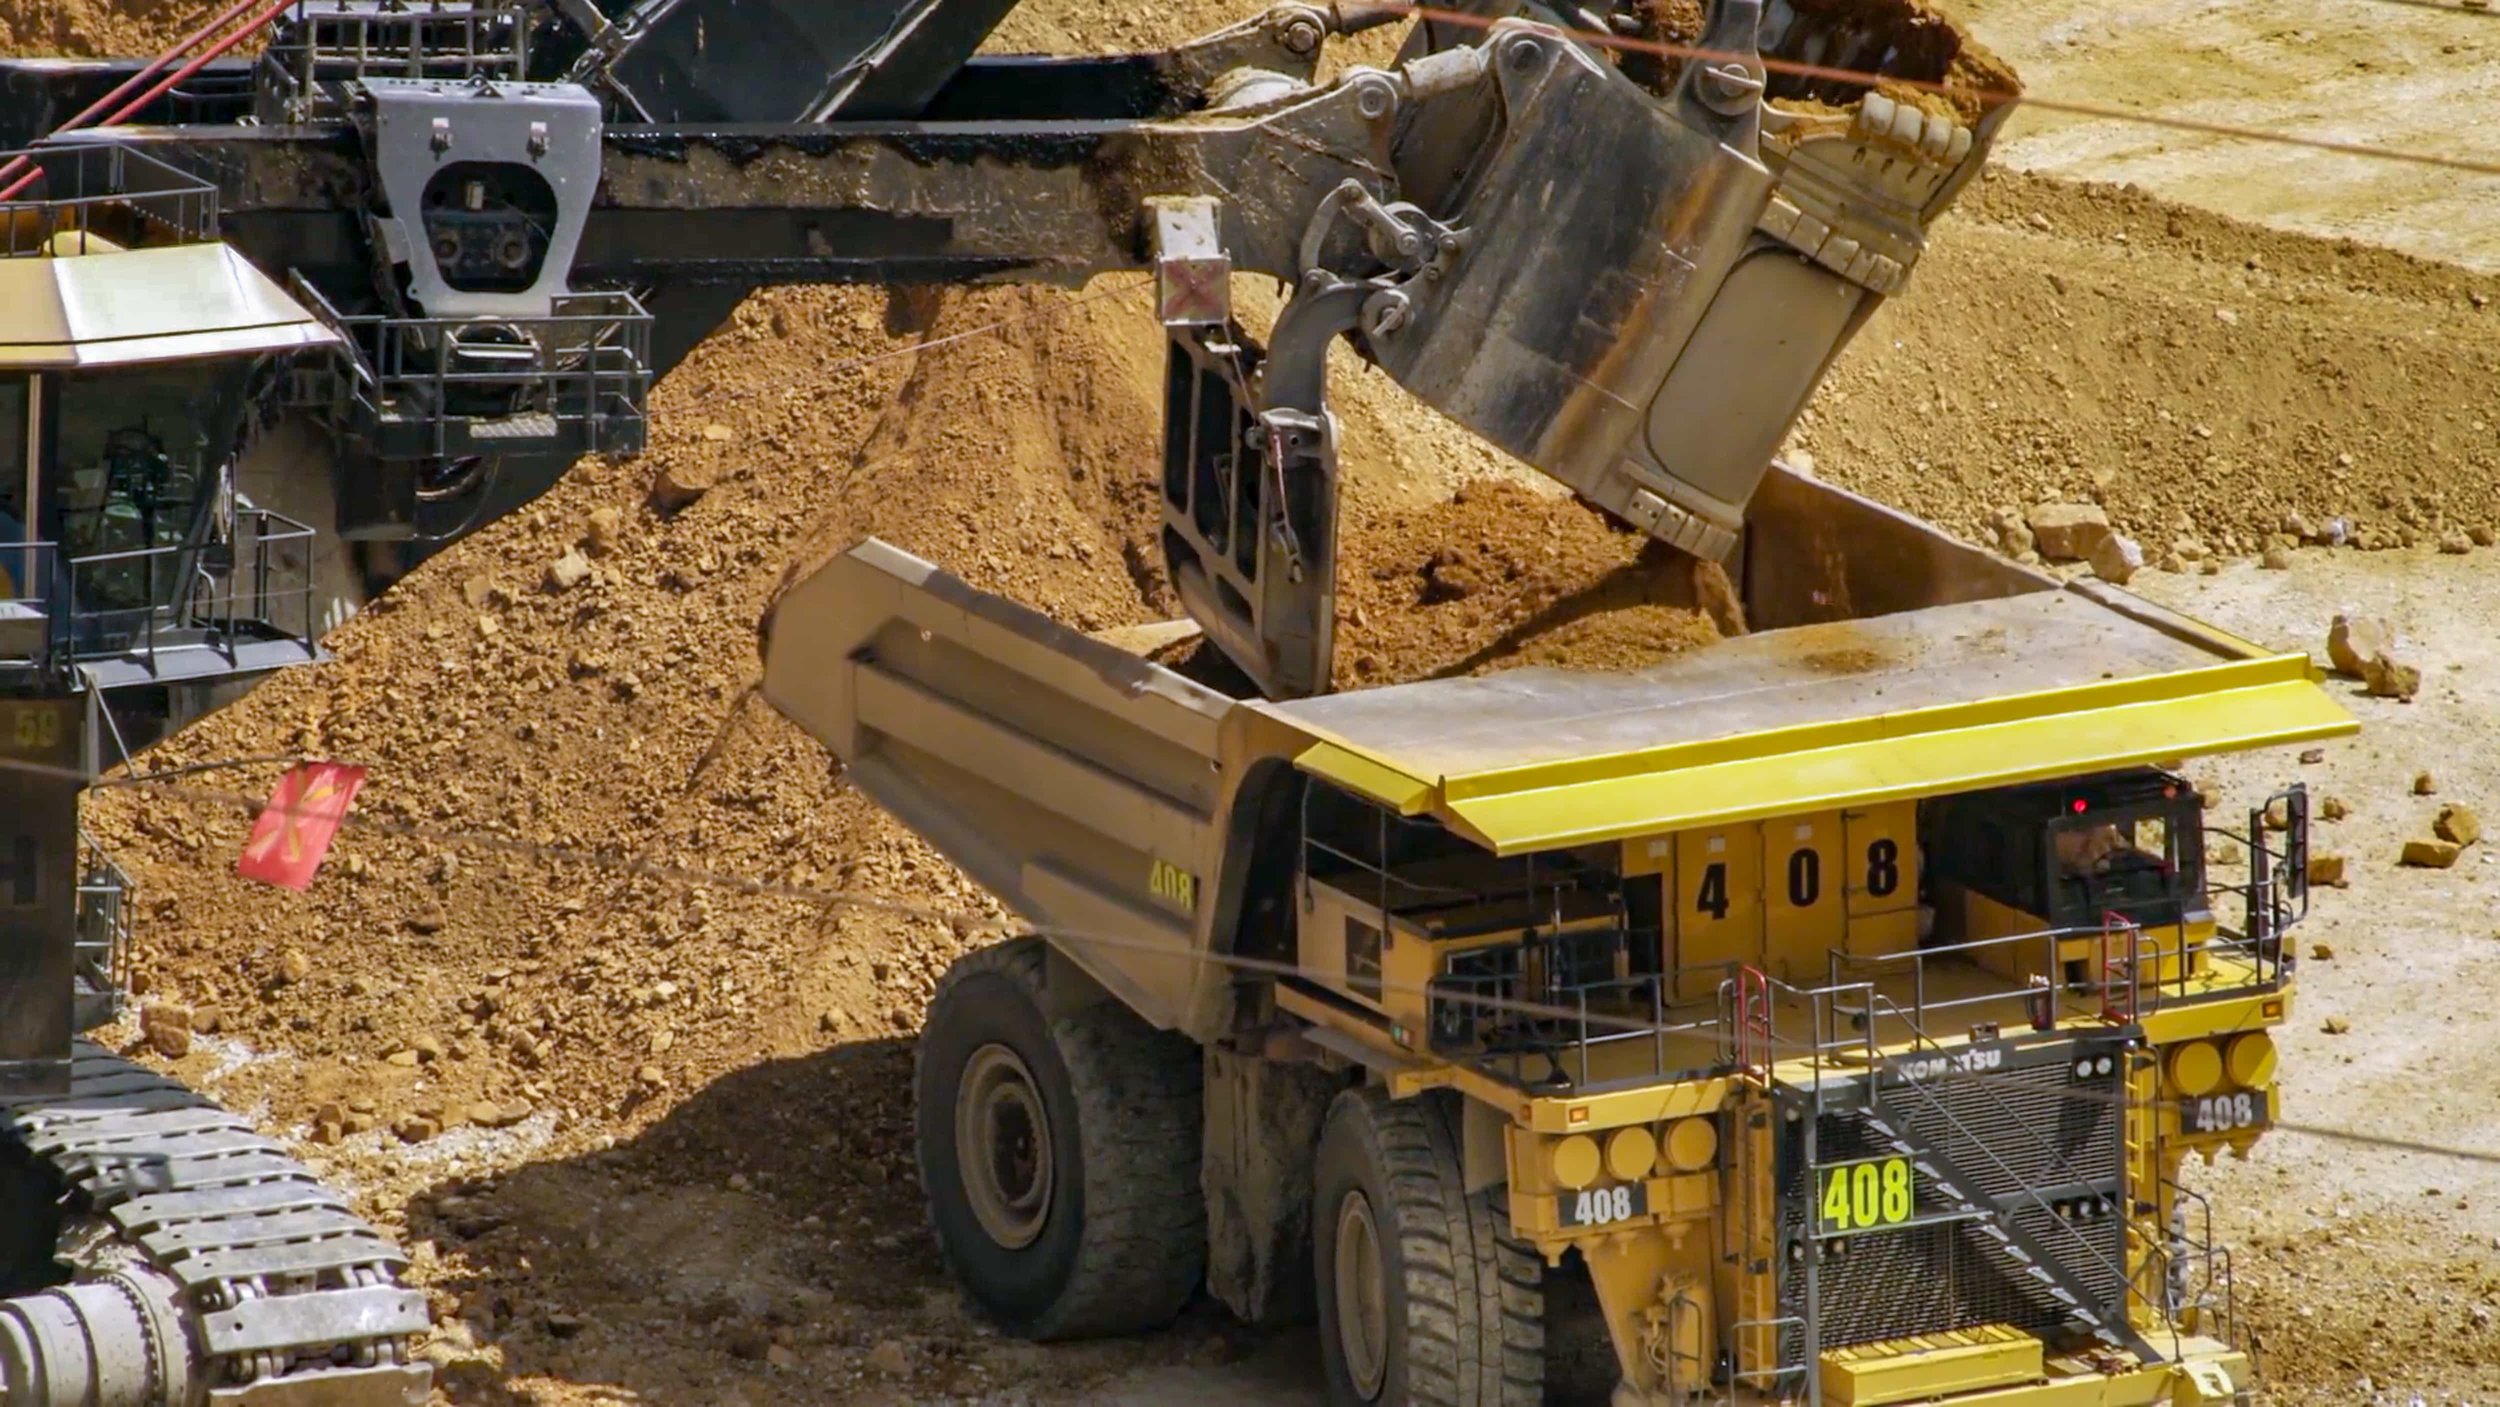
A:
1777;1039;2130;1354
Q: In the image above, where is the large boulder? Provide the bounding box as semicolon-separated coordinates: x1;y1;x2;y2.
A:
2026;502;2114;561
2326;613;2394;677
2089;532;2144;585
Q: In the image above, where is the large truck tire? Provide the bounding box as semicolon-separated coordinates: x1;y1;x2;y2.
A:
914;937;1205;1340
1313;1086;1543;1407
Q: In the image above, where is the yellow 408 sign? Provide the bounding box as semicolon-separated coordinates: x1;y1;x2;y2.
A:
1816;1155;1917;1236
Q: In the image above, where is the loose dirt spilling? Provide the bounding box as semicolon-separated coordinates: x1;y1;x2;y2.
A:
22;1;2500;1402
1633;0;2020;124
1333;480;1733;688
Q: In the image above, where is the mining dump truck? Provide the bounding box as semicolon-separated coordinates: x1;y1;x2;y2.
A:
763;469;2351;1406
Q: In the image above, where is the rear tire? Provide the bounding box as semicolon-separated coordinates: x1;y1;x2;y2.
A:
1313;1086;1543;1407
915;938;1204;1339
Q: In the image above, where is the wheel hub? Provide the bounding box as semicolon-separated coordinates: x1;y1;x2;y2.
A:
956;1044;1053;1251
1333;1189;1389;1400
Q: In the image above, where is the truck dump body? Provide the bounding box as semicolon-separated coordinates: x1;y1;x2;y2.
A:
760;469;2353;1404
1280;586;2345;855
762;468;2350;1039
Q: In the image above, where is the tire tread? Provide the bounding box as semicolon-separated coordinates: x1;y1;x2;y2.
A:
918;938;1205;1340
1327;1087;1543;1407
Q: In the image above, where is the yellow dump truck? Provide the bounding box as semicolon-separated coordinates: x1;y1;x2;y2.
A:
761;469;2352;1407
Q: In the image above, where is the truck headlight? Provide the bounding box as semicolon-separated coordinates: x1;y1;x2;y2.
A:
2226;1031;2277;1088
2165;1040;2223;1097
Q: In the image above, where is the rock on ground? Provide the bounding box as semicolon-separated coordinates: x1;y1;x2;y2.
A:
2401;837;2464;869
2361;651;2421;701
2089;532;2143;585
2434;804;2481;847
2326;613;2395;677
2027;501;2113;561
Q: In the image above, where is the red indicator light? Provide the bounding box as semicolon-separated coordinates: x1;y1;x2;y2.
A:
2071;798;2088;814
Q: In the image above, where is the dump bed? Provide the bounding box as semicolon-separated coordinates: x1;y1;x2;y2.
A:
760;468;2354;1040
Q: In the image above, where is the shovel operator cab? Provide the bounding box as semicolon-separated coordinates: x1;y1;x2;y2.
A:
761;470;2350;1407
0;141;431;1407
0;142;332;747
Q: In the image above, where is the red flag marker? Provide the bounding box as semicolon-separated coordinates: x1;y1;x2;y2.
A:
236;762;367;890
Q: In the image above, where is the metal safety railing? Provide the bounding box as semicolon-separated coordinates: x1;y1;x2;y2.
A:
2205;784;2312;970
1858;1048;2157;1351
2156;1180;2245;1354
1413;907;2262;1102
1427;930;1727;1095
254;1;532;121
74;835;133;1018
1818;903;2289;1052
0;143;220;257
1707;965;1883;1098
0;507;319;682
1833;919;2152;1037
1306;795;1741;1094
1403;896;2287;1102
1732;963;1774;1081
1739;981;2168;1386
288;273;652;462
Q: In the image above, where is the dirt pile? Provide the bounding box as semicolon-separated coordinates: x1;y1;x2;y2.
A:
89;282;1191;1126
1632;0;2018;123
87;288;1725;1154
1802;169;2500;556
64;196;1720;1407
0;0;233;58
83;281;1202;1401
1333;480;1734;688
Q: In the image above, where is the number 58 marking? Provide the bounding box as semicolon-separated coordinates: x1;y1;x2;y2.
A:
8;707;58;752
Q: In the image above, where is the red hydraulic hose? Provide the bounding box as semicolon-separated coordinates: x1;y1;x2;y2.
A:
0;0;297;200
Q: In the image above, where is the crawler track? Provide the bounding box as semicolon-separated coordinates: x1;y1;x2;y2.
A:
1;1041;430;1406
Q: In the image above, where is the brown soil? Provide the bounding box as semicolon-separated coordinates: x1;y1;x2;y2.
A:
1645;0;2019;125
1333;481;1732;689
1798;167;2500;558
1780;0;2018;122
0;0;236;58
22;1;2500;1403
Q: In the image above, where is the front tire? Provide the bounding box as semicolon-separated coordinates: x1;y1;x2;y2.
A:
1313;1087;1543;1407
915;938;1204;1339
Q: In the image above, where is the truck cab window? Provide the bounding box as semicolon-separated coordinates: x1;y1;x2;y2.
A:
1927;771;2207;933
2048;806;2197;928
